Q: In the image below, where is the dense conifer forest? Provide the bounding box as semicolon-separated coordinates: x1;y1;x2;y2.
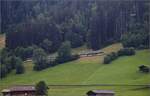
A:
1;0;149;51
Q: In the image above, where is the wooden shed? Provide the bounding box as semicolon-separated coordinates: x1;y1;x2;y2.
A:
1;85;36;96
86;90;115;96
79;50;104;57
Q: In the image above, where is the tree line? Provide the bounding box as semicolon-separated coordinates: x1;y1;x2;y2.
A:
0;0;149;78
1;0;149;51
0;41;79;78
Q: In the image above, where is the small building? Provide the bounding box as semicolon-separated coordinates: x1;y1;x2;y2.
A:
87;90;115;96
79;50;104;57
1;85;36;96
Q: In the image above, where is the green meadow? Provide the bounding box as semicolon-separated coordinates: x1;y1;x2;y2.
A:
0;43;150;96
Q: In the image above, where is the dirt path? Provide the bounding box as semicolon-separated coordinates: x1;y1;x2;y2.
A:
79;43;123;62
0;34;5;48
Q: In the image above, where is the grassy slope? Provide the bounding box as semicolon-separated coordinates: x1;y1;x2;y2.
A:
0;43;150;96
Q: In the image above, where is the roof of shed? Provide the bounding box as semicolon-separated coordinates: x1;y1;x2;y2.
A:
2;85;35;92
89;90;115;94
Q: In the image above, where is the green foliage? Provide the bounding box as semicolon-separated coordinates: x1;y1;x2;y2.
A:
65;32;84;48
103;48;135;64
57;41;72;63
103;56;111;64
24;46;34;58
15;58;24;74
8;55;21;69
56;41;79;64
121;28;149;49
139;65;150;73
35;81;48;96
4;57;14;72
4;1;149;51
63;15;85;48
40;39;52;53
0;48;10;64
118;48;135;56
0;47;26;78
14;46;34;60
0;65;8;78
103;52;118;64
33;48;48;71
14;47;26;60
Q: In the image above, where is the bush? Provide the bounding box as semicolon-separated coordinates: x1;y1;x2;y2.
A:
47;60;57;67
70;54;80;61
103;48;135;64
109;52;118;60
118;48;135;56
103;55;111;64
139;65;150;73
56;54;79;64
103;52;118;64
137;45;149;50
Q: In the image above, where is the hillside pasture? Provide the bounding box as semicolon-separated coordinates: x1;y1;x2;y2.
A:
0;43;150;96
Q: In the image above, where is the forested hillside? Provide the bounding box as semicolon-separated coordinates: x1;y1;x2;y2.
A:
1;0;149;51
0;1;150;95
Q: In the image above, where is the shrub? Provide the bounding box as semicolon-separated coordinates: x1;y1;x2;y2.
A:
103;48;135;64
103;52;118;64
56;54;79;64
103;55;111;64
138;45;149;50
47;60;57;67
70;54;80;61
118;48;135;56
109;52;118;60
139;65;150;73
